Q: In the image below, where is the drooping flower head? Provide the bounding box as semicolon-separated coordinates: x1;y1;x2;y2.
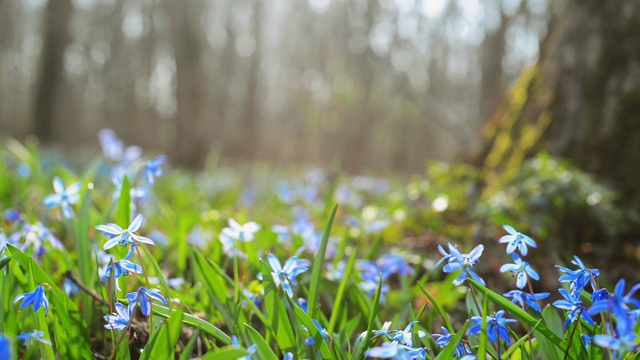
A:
96;214;155;250
556;256;600;293
432;326;472;358
43;177;81;219
125;287;168;317
503;290;549;312
14;284;50;317
439;243;486;286
17;331;52;347
105;243;143;290
469;310;516;345
499;253;540;289
258;254;309;298
498;225;537;256
104;302;132;330
144;155;166;185
374;321;426;347
552;288;594;327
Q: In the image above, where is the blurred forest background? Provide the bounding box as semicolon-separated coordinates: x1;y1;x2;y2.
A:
1;0;549;171
1;0;640;211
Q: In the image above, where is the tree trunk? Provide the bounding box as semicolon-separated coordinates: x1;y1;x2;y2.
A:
474;0;640;266
32;0;73;143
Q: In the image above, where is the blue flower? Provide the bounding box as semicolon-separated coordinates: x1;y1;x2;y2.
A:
556;256;600;293
365;342;427;360
105;244;143;290
125;287;168;317
231;336;257;360
144;155;166;185
17;331;51;347
503;290;549;312
222;218;260;242
14;284;50;317
0;333;13;359
258;254;309;298
498;225;536;256
378;254;414;278
43;177;81;219
499;253;540;289
283;353;294;360
303;319;331;345
374;321;426;347
219;233;247;259
104;302;132;330
552;289;594;327
439;243;486;286
432;326;472;358
588;279;640;333
96;214;155;250
469;310;516;345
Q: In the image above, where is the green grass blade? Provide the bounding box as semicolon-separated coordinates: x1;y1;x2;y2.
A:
352;273;382;360
245;324;279;360
477;290;489;360
143;308;184;360
328;249;357;335
416;282;453;331
125;300;231;345
291;303;333;359
501;320;539;359
307;204;338;319
202;347;249;360
179;329;200;360
435;321;469;360
116;175;131;225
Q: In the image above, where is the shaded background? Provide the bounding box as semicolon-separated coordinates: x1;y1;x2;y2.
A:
0;0;549;172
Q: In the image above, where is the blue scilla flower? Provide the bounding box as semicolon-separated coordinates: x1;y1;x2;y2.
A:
43;177;81;219
469;310;516;345
96;214;155;250
222;218;261;242
556;255;600;293
378;254;415;278
104;302;132;330
303;319;331;345
14;284;50;317
592;314;638;359
365;342;427;360
231;336;257;360
283;353;294;360
359;278;390;304
374;321;426;347
144;155;166;185
503;290;549;312
219;233;247;259
258;254;309;298
588;279;640;333
552;289;594;327
498;225;537;256
17;331;51;347
11;222;64;257
125;287;168;317
439;243;486;286
432;326;472;358
499;253;540;289
105;244;143;290
0;333;12;358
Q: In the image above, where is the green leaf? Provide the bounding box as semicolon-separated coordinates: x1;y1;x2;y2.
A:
74;188;94;321
116;175;131;226
467;279;572;359
121;299;231;345
477;291;489;360
179;329;200;360
259;260;296;353
435;321;469;360
291;303;333;359
501;320;539;359
143;308;184;360
352;273;382;360
192;250;237;329
536;306;563;359
245;324;279;360
307;204;338;319
202;347;249;360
